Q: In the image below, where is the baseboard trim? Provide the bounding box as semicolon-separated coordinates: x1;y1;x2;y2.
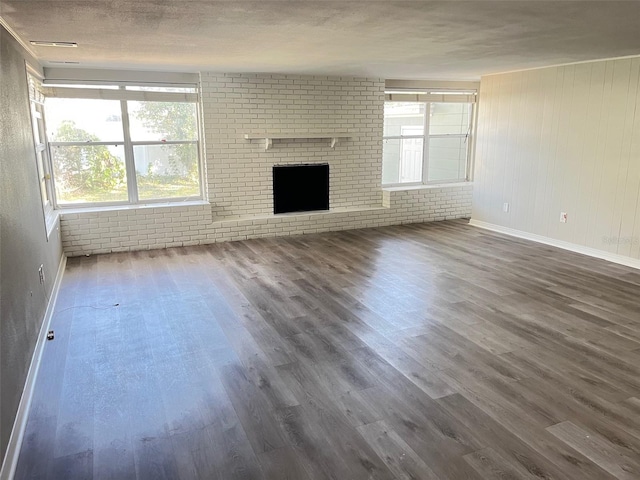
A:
0;254;67;480
469;219;640;270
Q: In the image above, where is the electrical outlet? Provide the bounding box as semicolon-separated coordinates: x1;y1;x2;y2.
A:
503;202;510;213
560;212;568;223
38;265;45;284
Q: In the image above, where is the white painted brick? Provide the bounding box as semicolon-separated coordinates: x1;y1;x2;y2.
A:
60;73;472;256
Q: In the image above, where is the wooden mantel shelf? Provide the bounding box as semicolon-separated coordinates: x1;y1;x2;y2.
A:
244;133;351;150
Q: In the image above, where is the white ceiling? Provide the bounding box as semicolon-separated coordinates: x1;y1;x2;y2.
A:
2;1;640;80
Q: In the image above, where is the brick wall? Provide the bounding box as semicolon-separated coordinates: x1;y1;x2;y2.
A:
202;73;384;218
60;73;473;256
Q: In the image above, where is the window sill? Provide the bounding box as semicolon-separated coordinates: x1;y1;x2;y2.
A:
382;181;472;192
45;210;60;239
57;200;210;215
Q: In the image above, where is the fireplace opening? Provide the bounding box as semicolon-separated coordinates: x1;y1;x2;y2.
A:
273;164;329;214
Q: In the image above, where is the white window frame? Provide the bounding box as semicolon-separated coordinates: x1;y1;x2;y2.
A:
382;90;476;187
43;83;203;209
27;70;57;237
30;100;55;214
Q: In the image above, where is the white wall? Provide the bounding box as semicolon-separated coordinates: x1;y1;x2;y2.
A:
472;57;640;262
60;73;472;256
202;73;383;217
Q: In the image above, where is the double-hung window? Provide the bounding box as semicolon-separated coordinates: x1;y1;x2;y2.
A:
44;84;201;206
382;91;475;186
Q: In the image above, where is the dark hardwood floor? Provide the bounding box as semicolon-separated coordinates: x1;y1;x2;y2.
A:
15;219;640;479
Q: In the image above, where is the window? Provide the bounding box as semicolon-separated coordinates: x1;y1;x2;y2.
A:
27;73;54;216
382;96;473;185
44;84;201;206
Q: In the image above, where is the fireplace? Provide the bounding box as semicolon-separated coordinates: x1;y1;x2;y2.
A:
273;164;329;214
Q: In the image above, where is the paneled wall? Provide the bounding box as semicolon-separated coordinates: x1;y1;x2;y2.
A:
472;57;640;262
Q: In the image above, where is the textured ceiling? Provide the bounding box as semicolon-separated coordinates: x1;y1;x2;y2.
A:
2;1;640;80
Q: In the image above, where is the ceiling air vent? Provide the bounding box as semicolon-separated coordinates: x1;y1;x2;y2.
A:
30;41;78;48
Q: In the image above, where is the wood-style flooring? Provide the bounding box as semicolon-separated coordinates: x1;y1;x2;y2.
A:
15;219;640;479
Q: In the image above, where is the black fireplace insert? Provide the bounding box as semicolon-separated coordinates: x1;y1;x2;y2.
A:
273;164;329;214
